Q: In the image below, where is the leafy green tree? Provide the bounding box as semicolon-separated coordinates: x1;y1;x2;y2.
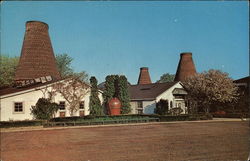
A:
55;53;74;78
117;75;131;114
0;55;19;87
183;69;239;114
89;76;103;115
56;53;89;82
155;99;169;115
157;73;175;83
31;98;59;120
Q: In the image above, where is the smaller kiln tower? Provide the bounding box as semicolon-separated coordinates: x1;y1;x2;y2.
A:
15;21;61;81
174;52;196;82
137;67;152;85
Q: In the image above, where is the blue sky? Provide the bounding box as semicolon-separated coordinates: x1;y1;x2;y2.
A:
1;1;249;84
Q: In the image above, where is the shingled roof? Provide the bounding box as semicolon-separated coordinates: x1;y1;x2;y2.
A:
233;76;250;84
128;82;178;101
0;80;59;97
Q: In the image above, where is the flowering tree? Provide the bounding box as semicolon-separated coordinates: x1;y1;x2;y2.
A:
52;73;89;116
183;69;239;114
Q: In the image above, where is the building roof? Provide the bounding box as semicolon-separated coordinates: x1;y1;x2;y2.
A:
233;76;250;84
128;81;179;101
0;80;59;97
0;78;91;97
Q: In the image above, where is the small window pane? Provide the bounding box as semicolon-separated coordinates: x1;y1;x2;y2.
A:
137;101;143;114
79;101;84;109
137;101;143;109
14;102;23;112
59;101;65;110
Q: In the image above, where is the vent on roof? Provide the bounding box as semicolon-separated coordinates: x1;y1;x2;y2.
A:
15;75;53;88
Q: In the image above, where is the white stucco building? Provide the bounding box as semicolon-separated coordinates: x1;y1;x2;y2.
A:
0;79;103;121
129;81;187;114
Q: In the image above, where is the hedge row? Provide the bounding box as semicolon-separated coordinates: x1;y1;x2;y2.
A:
50;114;149;122
44;117;160;127
212;113;250;118
0;120;44;128
50;114;212;123
1;114;213;128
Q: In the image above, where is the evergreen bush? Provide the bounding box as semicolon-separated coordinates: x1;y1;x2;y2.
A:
89;76;103;116
103;75;131;114
117;75;131;114
31;98;59;120
154;99;169;115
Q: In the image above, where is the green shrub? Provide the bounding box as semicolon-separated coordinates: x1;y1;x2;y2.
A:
155;99;169;115
31;98;59;120
158;115;189;122
213;113;249;118
89;76;103;116
0;120;44;128
169;107;184;115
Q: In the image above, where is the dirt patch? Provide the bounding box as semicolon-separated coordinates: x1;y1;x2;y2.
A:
1;121;249;161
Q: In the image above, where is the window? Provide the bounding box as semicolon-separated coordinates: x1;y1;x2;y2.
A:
79;101;84;110
137;101;143;114
137;101;143;109
59;101;65;110
14;102;23;112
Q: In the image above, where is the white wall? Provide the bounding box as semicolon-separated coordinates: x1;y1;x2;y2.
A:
1;89;45;121
130;101;137;114
156;82;186;113
130;100;155;114
0;82;102;121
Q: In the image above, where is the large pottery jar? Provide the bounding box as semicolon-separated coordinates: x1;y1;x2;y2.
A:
108;97;121;115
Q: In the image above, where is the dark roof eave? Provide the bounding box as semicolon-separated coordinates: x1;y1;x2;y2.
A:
130;98;155;101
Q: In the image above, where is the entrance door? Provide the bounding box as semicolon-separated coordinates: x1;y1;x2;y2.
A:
79;110;85;117
59;112;65;117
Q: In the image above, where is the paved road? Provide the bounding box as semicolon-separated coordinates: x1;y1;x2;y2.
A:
1;121;249;161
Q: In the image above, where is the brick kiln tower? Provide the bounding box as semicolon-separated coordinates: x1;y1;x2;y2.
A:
137;67;152;85
15;21;61;81
174;52;196;82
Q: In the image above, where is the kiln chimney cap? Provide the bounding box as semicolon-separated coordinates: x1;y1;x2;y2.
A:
26;21;49;29
180;52;192;57
140;67;149;70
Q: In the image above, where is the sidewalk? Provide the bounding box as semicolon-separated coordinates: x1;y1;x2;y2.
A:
0;118;246;133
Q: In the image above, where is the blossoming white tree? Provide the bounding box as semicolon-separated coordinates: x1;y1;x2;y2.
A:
52;72;89;116
183;69;239;114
